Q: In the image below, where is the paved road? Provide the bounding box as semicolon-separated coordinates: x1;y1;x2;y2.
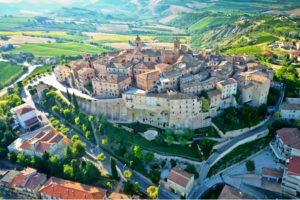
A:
188;84;285;199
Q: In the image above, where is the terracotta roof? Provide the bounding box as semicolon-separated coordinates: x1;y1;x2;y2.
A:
290;51;300;56
167;166;193;188
20;129;64;153
262;167;283;178
287;156;300;176
14;104;35;115
38;177;107;199
277;128;300;150
11;168;46;190
218;185;254;199
281;102;300;111
108;192;131;200
24;117;39;126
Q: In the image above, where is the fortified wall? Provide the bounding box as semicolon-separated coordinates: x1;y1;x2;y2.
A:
77;97;128;122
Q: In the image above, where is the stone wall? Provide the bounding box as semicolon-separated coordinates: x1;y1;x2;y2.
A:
211;129;269;166
77;97;129;122
212;117;270;138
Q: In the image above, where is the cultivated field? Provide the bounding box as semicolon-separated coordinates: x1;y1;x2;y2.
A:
0;62;24;89
0;35;55;45
10;43;109;57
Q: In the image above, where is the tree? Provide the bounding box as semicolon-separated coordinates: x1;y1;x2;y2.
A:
71;135;79;142
147;186;159;199
183;128;194;140
170;159;176;168
85;162;100;184
200;96;210;112
88;115;94;122
96;153;106;162
150;169;161;184
63;109;71;119
110;157;119;179
74;117;80;125
72;141;86;159
64;144;73;162
185;164;199;179
66;89;71;101
123;169;132;180
145;152;154;162
132;145;144;160
166;135;174;145
72;93;79;110
102;138;108;145
63;164;74;179
245;160;255;172
273;112;281;121
52;105;59;113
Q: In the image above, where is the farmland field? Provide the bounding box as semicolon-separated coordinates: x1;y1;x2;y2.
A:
10;43;109;57
0;35;55;45
224;43;270;55
0;62;24;89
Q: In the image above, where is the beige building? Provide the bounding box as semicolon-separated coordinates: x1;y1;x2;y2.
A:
53;65;70;82
136;70;160;91
123;89;210;129
216;78;237;99
236;71;271;106
92;74;132;97
157;70;182;92
180;77;218;95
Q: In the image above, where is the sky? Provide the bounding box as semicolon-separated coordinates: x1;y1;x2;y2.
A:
0;0;97;5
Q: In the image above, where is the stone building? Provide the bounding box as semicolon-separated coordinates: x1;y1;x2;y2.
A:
136;70;160;91
53;65;70;82
123;89;210;129
92;74;132;97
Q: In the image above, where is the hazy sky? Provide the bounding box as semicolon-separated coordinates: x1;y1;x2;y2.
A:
0;0;98;5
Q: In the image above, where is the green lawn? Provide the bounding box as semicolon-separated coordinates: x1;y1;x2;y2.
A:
225;43;268;55
208;136;271;177
0;62;24;89
22;66;53;85
104;123;203;160
188;16;234;33
10;42;109;57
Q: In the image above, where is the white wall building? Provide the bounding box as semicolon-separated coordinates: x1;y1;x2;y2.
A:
281;98;300;120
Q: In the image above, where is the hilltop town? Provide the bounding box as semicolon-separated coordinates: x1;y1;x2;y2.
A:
54;36;274;130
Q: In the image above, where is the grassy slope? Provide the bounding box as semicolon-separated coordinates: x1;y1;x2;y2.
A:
10;43;109;57
0;62;24;89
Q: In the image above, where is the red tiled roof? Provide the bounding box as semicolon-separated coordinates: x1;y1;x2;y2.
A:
218;185;254;199
38;177;107;199
290;51;300;56
262;51;273;56
262;167;283;178
11;168;46;190
287;156;300;176
24;117;39;126
14;104;35;115
277;128;300;150
167;166;194;188
20;129;64;153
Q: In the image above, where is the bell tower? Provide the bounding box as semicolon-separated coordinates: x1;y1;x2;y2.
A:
174;36;180;52
135;35;142;52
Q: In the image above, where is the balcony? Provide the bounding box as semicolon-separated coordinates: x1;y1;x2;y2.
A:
269;141;286;162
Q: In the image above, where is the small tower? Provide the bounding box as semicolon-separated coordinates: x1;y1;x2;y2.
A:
174;37;180;52
135;35;142;52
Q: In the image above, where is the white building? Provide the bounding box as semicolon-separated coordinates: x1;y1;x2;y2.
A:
167;166;194;197
8;128;66;159
281;156;300;197
270;128;300;163
11;104;40;131
281;98;300;120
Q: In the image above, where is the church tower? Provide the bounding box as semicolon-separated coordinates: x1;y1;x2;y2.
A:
174;37;180;52
135;35;142;52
